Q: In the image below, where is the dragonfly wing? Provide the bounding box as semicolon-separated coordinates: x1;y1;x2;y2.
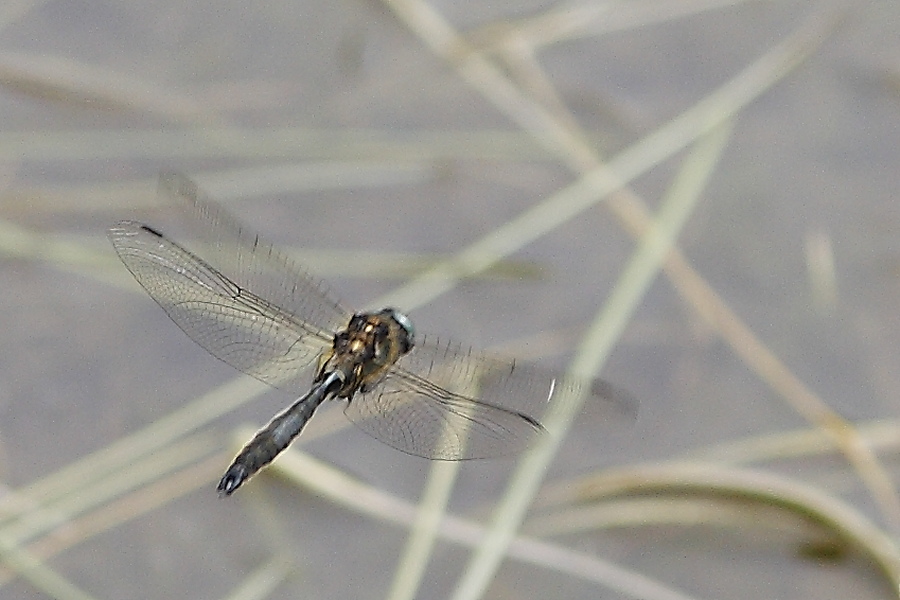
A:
158;172;350;337
109;220;333;395
344;335;636;460
344;369;544;460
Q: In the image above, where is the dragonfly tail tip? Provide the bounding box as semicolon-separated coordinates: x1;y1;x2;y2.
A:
216;465;249;497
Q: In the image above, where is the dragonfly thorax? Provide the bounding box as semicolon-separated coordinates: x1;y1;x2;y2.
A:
315;308;415;399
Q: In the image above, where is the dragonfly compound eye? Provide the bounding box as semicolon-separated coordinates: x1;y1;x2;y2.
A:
385;308;415;353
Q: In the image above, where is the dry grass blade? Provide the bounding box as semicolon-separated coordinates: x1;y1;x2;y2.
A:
470;0;757;54
189;162;436;202
446;120;732;600
221;555;294;600
0;217;142;289
0;532;97;600
383;0;599;171
0;51;216;122
5;161;434;212
536;462;900;591
386;461;462;600
0;128;558;164
688;420;900;466
804;227;839;315
525;496;811;537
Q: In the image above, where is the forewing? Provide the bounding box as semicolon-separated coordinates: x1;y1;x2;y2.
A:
344;336;637;460
158;172;350;337
108;221;333;395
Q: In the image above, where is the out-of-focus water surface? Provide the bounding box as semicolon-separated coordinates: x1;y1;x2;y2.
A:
0;2;898;599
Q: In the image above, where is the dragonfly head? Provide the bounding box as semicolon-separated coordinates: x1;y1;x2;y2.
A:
382;308;414;354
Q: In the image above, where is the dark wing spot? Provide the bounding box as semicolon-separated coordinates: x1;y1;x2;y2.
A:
139;224;165;238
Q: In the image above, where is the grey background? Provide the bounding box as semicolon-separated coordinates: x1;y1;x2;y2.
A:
0;1;897;599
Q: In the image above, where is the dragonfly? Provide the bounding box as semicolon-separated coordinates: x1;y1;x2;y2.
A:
108;173;635;496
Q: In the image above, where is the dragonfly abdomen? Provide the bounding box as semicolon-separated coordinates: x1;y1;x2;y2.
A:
217;372;341;496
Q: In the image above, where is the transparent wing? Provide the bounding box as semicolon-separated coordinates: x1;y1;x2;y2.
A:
344;335;637;460
158;172;350;337
108;220;336;395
